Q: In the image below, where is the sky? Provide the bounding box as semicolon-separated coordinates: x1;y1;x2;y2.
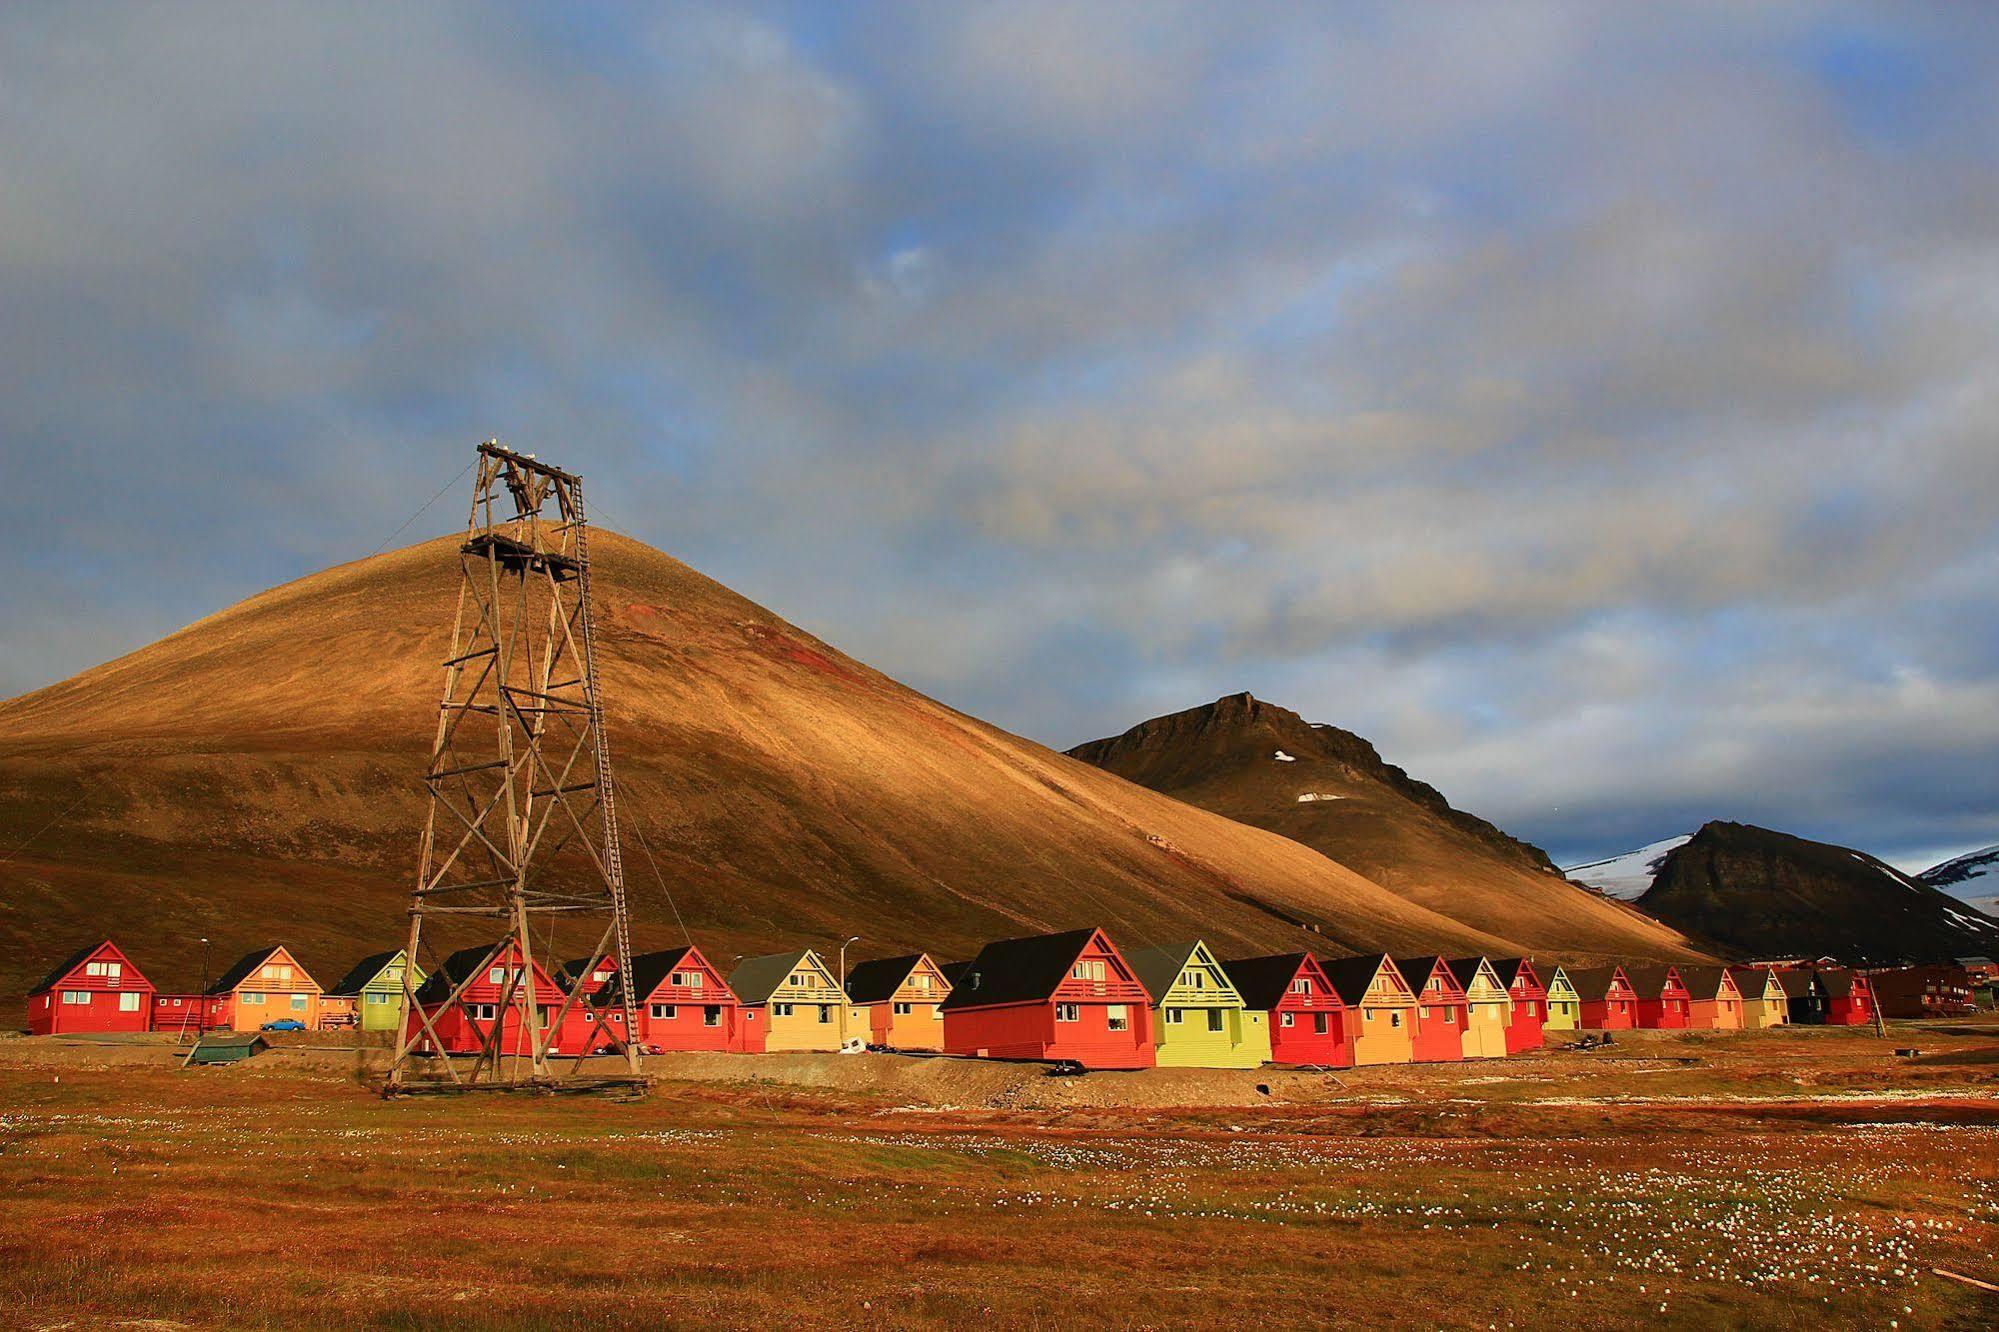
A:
3;3;1997;872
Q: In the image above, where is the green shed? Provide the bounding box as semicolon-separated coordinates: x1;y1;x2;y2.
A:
186;1034;269;1065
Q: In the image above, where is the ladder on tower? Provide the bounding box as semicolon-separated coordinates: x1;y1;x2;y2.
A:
570;498;641;1071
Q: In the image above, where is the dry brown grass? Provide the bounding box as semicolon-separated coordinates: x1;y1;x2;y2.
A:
1;1022;1995;1329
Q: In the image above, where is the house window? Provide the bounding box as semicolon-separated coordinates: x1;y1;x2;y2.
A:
703;1006;721;1027
912;974;931;991
1183;970;1206;990
593;970;611;984
1106;1005;1129;1032
242;991;265;1005
1419;1005;1431;1020
1389;1011;1403;1028
1280;1013;1295;1028
1313;1013;1329;1035
117;992;140;1012
488;967;505;985
1363;1009;1374;1023
367;993;390;1006
1071;960;1106;983
1206;1009;1224;1033
893;1002;912;1015
291;995;308;1011
384;968;401;982
790;973;807;988
86;960;122;979
1428;977;1440;991
1292;978;1311;994
1444;1008;1456;1024
470;1004;495;1020
62;990;89;1005
817;1005;832;1023
1526;1001;1538;1017
1055;1002;1079;1023
651;1004;676;1021
773;1003;793;1017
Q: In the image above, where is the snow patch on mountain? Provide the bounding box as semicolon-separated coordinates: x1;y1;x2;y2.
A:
1272;750;1296;762
1563;835;1693;902
1921;844;1999;907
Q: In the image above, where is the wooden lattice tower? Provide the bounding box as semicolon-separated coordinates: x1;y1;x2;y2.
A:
388;441;642;1090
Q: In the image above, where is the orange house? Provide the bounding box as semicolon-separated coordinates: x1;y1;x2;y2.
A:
1678;966;1744;1030
844;953;951;1051
209;945;323;1031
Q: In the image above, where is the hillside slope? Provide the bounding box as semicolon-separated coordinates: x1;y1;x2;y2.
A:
1068;694;1701;962
0;534;1520;999
1633;822;1999;964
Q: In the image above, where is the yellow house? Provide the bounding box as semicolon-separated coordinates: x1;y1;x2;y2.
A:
1543;966;1582;1032
1728;966;1789;1028
728;950;848;1052
1445;957;1513;1059
210;945;322;1031
1322;954;1416;1066
1128;940;1270;1068
843;953;951;1051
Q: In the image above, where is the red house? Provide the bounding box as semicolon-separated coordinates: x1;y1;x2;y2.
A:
406;941;597;1059
1626;965;1694;1029
1393;956;1467;1063
1569;965;1639;1030
150;992;230;1037
600;946;746;1052
1222;952;1353;1068
940;928;1155;1069
1817;968;1876;1026
1490;958;1547;1053
26;941;155;1036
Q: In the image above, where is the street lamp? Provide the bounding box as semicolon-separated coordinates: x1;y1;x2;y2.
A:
838;936;860;1048
197;937;211;1040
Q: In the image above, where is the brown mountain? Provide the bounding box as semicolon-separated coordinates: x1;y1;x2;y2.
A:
1068;693;1701;962
0;534;1523;1001
1637;821;1999;964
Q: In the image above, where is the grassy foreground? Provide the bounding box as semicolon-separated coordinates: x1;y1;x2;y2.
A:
1;1024;1996;1330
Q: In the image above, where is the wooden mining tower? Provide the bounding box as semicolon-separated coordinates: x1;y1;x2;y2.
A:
387;440;643;1092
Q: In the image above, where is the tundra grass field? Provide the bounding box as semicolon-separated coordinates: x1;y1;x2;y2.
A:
2;1024;1996;1330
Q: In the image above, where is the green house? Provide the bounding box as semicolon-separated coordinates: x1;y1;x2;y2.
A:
327;950;425;1033
1128;940;1271;1069
1543;965;1582;1032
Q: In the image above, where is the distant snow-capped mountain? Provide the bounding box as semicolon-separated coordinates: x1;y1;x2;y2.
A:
1563;835;1692;902
1920;845;1999;919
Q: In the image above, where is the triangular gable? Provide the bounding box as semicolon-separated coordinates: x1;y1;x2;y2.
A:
1728;967;1781;1001
1321;954;1411;1007
617;946;733;1006
1678;966;1738;1001
328;950;418;998
30;940;151;996
1223;953;1342;1012
1445;956;1506;998
844;953;924;1005
416;940;564;1006
1395;957;1464;1001
727;950;814;1006
1625;965;1688;999
941;928;1133;1011
1566;965;1632;1001
1491;957;1544;996
1544;965;1578;999
210;945;319;996
1130;940;1244;1008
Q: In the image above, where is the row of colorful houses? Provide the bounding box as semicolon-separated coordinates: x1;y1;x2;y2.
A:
27;932;1880;1070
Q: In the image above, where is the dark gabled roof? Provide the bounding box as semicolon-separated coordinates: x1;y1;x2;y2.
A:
30;941;114;996
843;954;924;1005
207;946;285;995
1393;956;1454;995
728;951;814;1006
1727;966;1778;995
1223;954;1318;1012
594;947;698;1007
328;950;400;998
1125;942;1201;1004
1321;954;1400;1007
1774;969;1821;999
938;929;1099;1012
1488;957;1536;990
1564;966;1628;1000
1816;968;1862;998
1445;957;1495;992
939;959;976;991
1677;965;1734;1000
1623;965;1684;997
415;943;513;1005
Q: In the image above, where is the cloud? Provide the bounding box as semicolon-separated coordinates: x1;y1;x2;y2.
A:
3;2;1997;870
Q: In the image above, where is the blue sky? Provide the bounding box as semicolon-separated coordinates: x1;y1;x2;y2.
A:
3;3;1997;870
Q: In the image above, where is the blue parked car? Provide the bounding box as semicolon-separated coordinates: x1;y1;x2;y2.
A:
259;1018;306;1033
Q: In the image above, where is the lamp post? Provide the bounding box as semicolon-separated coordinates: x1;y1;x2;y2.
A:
196;937;211;1041
838;936;860;1048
